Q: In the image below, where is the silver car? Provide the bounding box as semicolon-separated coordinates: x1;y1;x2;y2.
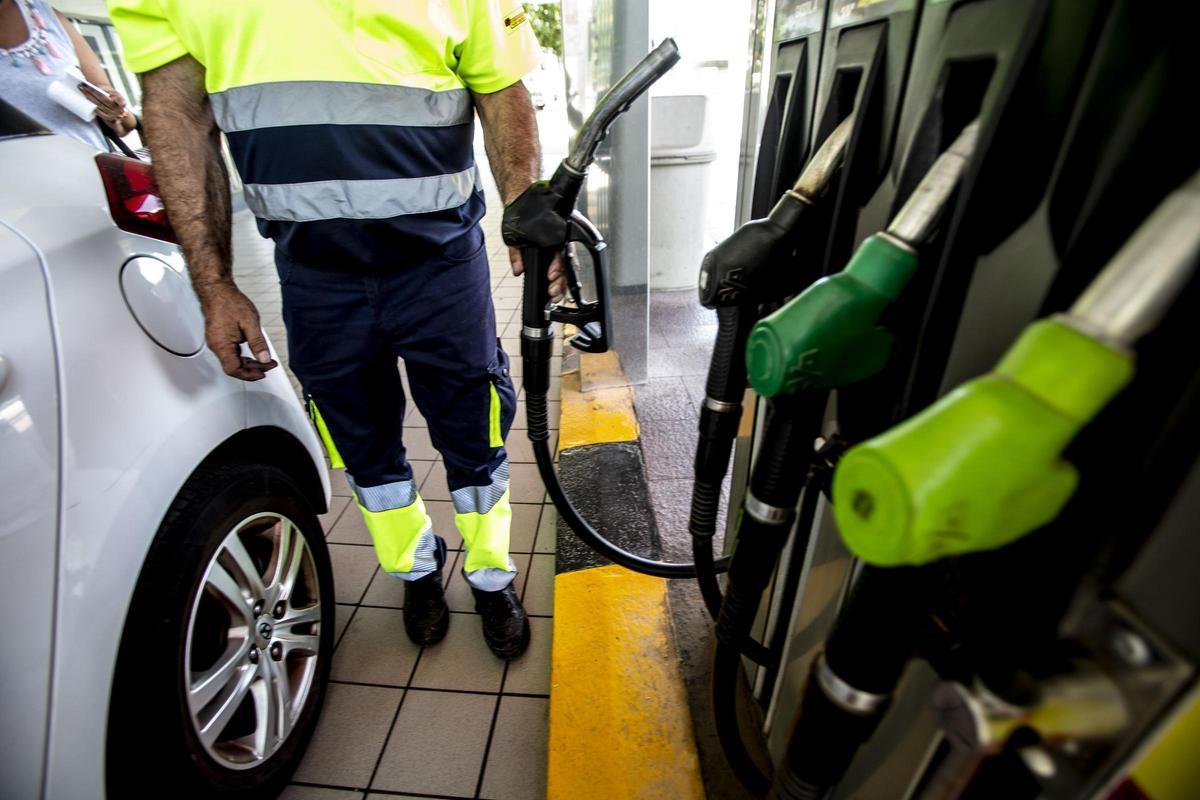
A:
0;99;334;799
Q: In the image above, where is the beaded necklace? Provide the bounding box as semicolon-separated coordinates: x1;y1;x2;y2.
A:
0;0;63;75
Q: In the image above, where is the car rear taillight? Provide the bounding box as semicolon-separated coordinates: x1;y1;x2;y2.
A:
95;153;178;244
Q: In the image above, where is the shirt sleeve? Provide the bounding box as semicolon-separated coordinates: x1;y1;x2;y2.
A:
105;0;188;73
456;0;542;93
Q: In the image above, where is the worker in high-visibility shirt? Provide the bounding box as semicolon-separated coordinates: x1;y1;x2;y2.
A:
108;0;564;659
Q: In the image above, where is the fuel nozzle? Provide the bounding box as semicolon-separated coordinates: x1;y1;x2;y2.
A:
698;113;856;308
933;663;1130;755
746;120;982;397
832;170;1200;567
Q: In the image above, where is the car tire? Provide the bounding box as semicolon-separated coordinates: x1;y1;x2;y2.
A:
107;461;334;800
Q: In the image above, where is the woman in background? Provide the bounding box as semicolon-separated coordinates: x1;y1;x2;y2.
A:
0;0;137;149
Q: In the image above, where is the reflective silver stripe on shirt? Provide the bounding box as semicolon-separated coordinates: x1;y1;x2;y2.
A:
347;475;417;512
451;460;510;515
243;167;480;222
210;81;474;132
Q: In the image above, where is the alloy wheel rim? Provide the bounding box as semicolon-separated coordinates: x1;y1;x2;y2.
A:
185;512;322;770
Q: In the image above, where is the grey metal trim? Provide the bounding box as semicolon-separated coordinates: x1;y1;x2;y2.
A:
210;82;473;132
522;325;555;339
242;167;479;222
704;397;742;414
745;493;791;525
817;652;889;715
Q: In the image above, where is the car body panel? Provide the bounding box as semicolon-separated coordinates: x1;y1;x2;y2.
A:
0;221;62;800
0;133;328;799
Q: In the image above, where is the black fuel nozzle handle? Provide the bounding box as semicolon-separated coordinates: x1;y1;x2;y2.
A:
698;112;856;309
546;212;612;353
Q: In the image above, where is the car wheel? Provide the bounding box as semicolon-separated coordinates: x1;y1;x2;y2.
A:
107;461;334;800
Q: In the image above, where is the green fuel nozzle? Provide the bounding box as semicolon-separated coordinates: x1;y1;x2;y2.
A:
697;113;856;308
746;121;981;397
832;172;1200;566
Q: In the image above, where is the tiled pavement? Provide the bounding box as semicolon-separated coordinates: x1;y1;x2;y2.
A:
637;290;731;562
230;146;561;800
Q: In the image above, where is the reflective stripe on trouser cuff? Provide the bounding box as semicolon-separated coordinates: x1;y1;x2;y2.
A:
243;167;480;222
452;461;514;580
350;475;437;579
308;398;344;469
210;82;473;132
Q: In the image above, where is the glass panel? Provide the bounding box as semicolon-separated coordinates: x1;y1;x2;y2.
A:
560;0;651;385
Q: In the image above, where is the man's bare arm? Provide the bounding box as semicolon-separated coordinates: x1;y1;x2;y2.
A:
140;56;276;380
473;82;564;296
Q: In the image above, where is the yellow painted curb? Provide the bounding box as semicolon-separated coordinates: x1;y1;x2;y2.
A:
548;565;706;800
557;352;639;453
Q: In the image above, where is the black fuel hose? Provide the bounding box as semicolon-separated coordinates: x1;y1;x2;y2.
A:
711;392;827;796
769;566;922;799
691;305;755;617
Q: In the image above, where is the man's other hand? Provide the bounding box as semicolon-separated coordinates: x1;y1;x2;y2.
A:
507;247;567;301
196;282;278;381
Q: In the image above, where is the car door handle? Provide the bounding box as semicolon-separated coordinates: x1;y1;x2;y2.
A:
0;354;9;395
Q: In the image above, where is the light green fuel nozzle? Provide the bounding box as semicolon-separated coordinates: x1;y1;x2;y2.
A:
832;172;1200;566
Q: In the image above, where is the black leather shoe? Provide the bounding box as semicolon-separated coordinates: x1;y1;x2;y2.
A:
403;536;449;646
472;583;531;660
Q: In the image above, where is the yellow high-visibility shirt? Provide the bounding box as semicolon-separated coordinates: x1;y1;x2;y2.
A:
106;0;542;264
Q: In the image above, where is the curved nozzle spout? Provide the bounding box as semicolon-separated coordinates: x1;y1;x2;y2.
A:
564;38;681;175
791;112;857;201
1068;169;1200;347
886;119;981;246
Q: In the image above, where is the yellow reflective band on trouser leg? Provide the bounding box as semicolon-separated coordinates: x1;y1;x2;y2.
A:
455;489;513;573
360;496;432;574
308;398;345;469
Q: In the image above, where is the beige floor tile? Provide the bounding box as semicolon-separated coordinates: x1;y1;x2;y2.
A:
328;468;354;498
279;787;362;800
400;427;438;460
503;431;558;464
521;554;555;616
319;495;351;534
331;606;421;686
510;401;560;430
419;461;451;501
292;683;402;788
370;689;497;797
329;544;379;604
479;697;549;800
410;615;507;692
359;568;405;609
508;462;548;504
534;505;556;554
423;499;463;550
502;616;552;695
333;603;356;645
509;503;541;553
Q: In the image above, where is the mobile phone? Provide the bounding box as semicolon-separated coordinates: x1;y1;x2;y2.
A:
66;66;120;107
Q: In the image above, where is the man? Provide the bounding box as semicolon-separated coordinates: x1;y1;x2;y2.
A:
108;0;562;659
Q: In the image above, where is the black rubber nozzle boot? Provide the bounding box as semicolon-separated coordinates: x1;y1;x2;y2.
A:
472;582;531;660
402;535;450;646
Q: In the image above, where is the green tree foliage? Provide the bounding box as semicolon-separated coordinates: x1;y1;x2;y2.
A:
524;2;563;58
